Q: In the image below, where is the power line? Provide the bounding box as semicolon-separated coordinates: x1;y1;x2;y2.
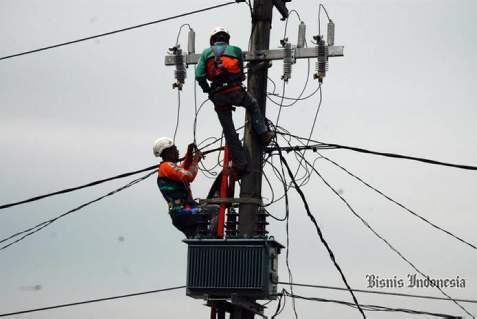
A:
173;90;182;143
277;150;367;319
269;136;477;171
0;285;185;317
277;281;477;304
0;2;236;61
0;146;223;211
293;151;474;318
0;165;155;210
282;290;462;318
324;142;477;171
0;171;155;252
318;153;477;251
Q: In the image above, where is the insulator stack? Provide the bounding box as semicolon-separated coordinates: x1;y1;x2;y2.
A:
187;28;196;54
226;208;238;237
297;21;306;48
197;210;209;236
256;208;269;236
282;40;293;82
314;36;328;82
327;20;335;46
172;46;186;90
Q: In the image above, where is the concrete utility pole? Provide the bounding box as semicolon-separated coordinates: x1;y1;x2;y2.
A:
238;0;274;237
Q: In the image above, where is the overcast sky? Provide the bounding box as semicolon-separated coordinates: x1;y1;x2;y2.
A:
1;0;477;318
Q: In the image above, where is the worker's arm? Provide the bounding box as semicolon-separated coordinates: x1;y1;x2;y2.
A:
160;161;198;184
195;49;211;93
237;46;246;81
181;143;195;169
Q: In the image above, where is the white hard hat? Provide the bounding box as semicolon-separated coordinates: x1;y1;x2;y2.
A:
210;26;230;40
152;137;174;157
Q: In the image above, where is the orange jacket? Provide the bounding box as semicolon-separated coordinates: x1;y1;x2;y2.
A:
158;154;198;183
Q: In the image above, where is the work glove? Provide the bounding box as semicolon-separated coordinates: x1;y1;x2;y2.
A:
197;78;211;94
186;143;196;157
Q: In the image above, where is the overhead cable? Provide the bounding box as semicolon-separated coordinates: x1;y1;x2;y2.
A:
270;135;477;171
323;142;477;171
277;150;367;319
282;290;462;318
319;153;477;251
278;281;477;304
0;171;155;252
0;285;185;317
0;2;236;61
0;146;223;211
294;151;474;318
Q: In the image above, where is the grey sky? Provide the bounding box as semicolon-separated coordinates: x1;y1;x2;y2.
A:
1;0;477;318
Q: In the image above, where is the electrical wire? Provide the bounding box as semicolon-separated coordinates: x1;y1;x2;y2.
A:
194;98;212;147
193;66;199;145
0;146;223;211
271;289;287;319
279;151;299;319
267;84;319;103
0;2;237;61
277;281;477;304
175;23;192;46
282;9;302;42
173;90;181;143
324;142;477;171
276;150;367;319
319;153;477;251
0;285;185;317
294;151;474;318
0;165;156;210
293;84;322;186
282;290;462;318
0;171;156;252
273;132;477;171
317;3;331;38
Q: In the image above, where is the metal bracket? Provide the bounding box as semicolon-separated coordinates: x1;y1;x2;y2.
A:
164;46;343;66
200;197;263;206
207;298;267;318
231;295;266;318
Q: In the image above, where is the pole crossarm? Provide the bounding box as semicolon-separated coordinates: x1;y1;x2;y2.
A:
164;46;344;66
200;197;263;206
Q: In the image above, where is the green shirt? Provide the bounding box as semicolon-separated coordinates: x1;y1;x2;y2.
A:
195;43;244;81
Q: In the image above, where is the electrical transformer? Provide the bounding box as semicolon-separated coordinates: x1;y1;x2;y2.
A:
185;238;283;300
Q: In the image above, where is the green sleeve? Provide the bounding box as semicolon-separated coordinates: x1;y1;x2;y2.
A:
195;49;209;80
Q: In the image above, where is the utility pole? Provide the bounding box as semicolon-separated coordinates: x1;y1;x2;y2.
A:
239;0;274;237
164;2;343;318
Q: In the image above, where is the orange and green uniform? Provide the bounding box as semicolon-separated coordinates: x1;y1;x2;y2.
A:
195;42;245;95
157;153;201;237
195;41;270;171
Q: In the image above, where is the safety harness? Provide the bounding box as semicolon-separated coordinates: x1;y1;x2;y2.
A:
157;163;197;213
209;44;242;94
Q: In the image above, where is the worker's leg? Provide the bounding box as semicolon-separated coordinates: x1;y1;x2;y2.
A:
213;104;248;169
170;208;201;238
215;90;272;146
236;90;269;135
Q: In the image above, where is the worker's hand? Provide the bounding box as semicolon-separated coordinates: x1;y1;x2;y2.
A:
193;149;204;162
187;143;196;155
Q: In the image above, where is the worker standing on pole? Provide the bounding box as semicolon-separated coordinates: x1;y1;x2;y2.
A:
195;26;274;179
153;137;218;238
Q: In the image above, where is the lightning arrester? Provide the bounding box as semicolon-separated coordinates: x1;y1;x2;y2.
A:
297;21;306;48
188;28;196;54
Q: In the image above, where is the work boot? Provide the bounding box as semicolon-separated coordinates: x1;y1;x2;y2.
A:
259;131;275;146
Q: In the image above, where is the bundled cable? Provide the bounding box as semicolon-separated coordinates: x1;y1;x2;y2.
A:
0;171;155;252
276;150;366;319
